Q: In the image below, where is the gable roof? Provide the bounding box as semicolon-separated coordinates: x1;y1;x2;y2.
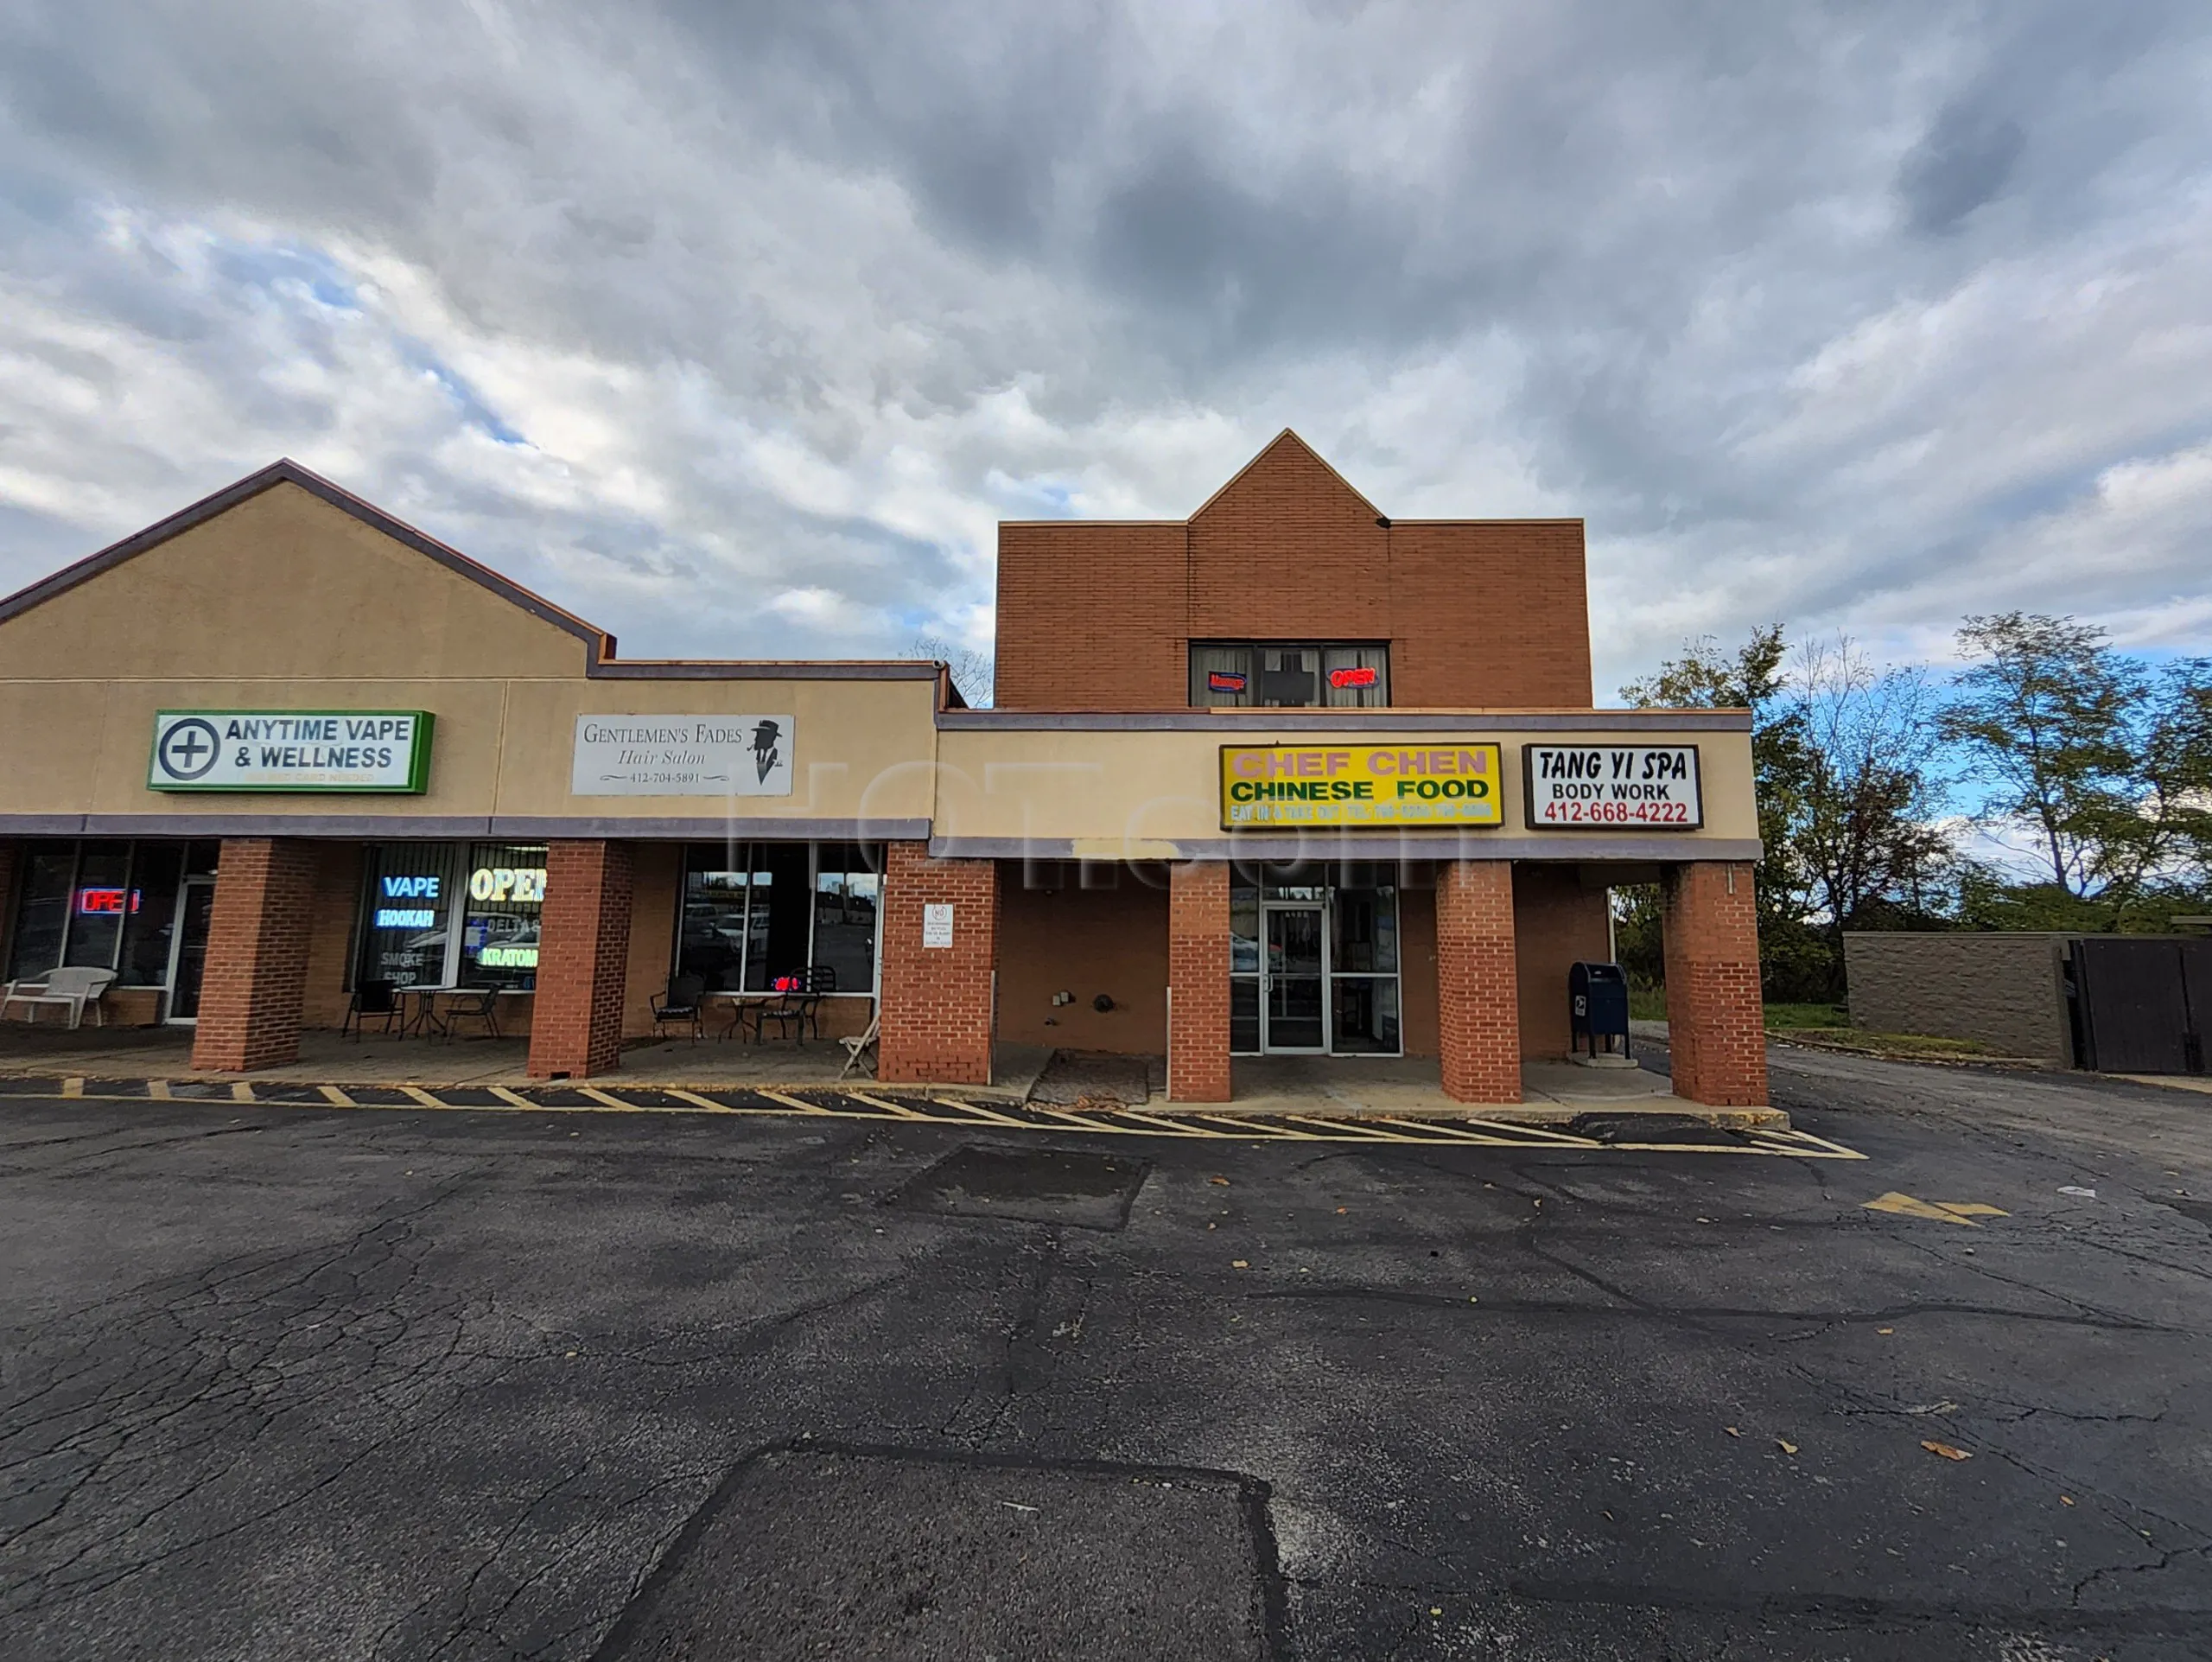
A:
0;459;957;694
1188;428;1385;523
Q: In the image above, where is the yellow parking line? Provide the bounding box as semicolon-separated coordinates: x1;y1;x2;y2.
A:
318;1085;356;1106
230;1081;256;1104
149;1079;172;1099
1108;1108;1228;1138
488;1086;536;1108
61;1077;84;1098
1442;1116;1601;1146
400;1086;447;1109
1185;1113;1327;1139
755;1088;837;1116
663;1088;740;1114
843;1089;933;1119
579;1086;645;1111
935;1098;1033;1127
1030;1105;1147;1133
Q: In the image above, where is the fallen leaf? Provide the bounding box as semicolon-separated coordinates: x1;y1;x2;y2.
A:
2061;1495;2075;1506
1210;1176;1231;1187
1725;1426;1740;1437
1921;1441;1973;1461
1231;1259;1249;1269
1336;1207;1349;1214
1777;1439;1798;1455
1876;1327;1895;1334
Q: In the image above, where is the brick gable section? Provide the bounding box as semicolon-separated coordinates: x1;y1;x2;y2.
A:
992;430;1592;711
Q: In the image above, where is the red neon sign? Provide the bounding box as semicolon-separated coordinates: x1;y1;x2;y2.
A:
77;888;143;915
1207;670;1248;693
1328;665;1378;690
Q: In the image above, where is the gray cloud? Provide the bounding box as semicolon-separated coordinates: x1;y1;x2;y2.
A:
0;0;2209;688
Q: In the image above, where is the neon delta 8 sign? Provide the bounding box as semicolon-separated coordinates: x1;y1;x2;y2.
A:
148;710;434;793
1220;743;1504;829
1523;744;1703;830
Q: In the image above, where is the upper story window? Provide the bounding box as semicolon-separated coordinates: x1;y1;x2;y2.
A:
1189;643;1389;709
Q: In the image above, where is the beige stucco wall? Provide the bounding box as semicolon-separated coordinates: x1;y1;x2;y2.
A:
0;483;940;826
931;722;1757;856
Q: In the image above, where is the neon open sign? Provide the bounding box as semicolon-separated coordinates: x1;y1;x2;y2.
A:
468;868;546;903
77;888;143;915
1327;665;1377;689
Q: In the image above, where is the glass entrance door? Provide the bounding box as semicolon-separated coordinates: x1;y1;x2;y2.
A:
1262;905;1327;1052
165;880;216;1022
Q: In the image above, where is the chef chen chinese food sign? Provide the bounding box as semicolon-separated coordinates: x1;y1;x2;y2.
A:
1221;743;1503;828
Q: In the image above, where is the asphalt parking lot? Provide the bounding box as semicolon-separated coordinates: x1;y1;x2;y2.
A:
2;1048;2209;1660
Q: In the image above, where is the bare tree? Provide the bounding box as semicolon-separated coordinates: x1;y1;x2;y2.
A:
905;634;995;709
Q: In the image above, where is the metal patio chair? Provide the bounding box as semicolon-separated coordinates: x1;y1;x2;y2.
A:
652;974;707;1042
342;978;401;1040
439;987;501;1041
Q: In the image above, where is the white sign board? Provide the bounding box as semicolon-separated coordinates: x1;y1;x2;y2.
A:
570;716;795;796
149;710;433;793
922;903;955;949
1523;744;1702;830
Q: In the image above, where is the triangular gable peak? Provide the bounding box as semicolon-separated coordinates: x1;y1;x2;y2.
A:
1188;429;1386;526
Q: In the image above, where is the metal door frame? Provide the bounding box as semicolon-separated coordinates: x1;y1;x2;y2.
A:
1260;898;1330;1054
162;876;217;1025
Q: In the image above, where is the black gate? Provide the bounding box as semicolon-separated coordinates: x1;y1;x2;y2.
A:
2071;937;2212;1073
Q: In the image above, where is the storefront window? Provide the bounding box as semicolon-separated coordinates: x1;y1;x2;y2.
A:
5;839;215;986
118;844;186;987
6;848;75;979
1189;642;1389;707
810;844;880;995
460;844;545;991
359;844;459;989
676;843;882;995
63;843;132;970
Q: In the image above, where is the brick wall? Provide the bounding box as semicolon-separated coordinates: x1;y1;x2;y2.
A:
527;840;633;1079
192;837;317;1071
877;841;997;1084
1662;862;1768;1106
300;843;363;1028
996;864;1170;1053
1512;866;1613;1060
1166;862;1231;1102
992;433;1592;711
1434;860;1522;1103
1843;933;2072;1062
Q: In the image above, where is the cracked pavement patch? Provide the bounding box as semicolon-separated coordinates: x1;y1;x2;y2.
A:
0;1045;2209;1659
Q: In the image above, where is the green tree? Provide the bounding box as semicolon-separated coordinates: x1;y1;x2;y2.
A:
1938;614;2145;899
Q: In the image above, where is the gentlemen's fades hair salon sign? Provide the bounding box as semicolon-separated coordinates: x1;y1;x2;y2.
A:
569;716;796;797
149;711;434;793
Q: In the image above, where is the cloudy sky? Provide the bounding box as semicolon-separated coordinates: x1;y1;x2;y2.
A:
2;1;2209;697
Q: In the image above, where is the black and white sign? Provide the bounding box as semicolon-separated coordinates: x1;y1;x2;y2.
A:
922;903;955;948
570;715;796;796
1523;744;1702;830
149;710;433;793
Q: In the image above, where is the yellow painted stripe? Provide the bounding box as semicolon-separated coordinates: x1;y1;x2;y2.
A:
754;1088;836;1116
1104;1109;1224;1138
401;1086;447;1109
148;1079;171;1100
490;1086;535;1108
230;1081;256;1104
934;1098;1033;1127
1029;1105;1141;1133
61;1077;83;1098
318;1086;356;1107
843;1089;933;1119
1183;1113;1326;1139
663;1087;739;1114
579;1086;645;1111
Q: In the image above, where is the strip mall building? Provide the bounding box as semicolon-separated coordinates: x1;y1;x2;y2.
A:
0;431;1767;1105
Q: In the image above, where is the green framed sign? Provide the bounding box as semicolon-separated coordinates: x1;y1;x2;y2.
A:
148;710;435;793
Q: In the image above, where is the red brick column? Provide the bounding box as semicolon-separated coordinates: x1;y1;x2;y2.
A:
877;842;996;1084
1167;862;1231;1103
527;841;634;1080
192;838;317;1072
1435;860;1522;1104
1662;862;1768;1105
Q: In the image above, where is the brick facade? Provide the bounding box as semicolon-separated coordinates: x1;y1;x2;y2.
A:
192;837;317;1071
876;841;997;1085
1166;862;1231;1102
1662;862;1768;1106
995;431;1591;711
1434;860;1522;1103
527;840;634;1080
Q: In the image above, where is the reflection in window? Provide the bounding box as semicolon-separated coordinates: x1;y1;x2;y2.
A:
677;844;884;995
1190;642;1389;707
811;844;880;995
461;844;546;990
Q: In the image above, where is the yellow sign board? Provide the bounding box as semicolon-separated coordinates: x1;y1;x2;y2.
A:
1220;742;1504;829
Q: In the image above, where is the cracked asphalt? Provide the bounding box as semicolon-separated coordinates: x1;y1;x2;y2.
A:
2;1047;2209;1660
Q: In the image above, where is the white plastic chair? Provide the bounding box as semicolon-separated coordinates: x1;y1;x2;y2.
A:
1;966;119;1029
